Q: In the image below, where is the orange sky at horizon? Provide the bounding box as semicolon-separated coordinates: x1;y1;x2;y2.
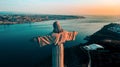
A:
0;0;120;15
84;7;119;15
68;5;120;15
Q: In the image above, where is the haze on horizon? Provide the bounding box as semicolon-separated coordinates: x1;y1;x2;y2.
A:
0;0;120;15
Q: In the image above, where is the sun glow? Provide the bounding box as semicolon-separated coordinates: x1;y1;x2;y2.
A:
0;0;120;15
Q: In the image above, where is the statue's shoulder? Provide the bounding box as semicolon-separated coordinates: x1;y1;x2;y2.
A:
62;30;68;33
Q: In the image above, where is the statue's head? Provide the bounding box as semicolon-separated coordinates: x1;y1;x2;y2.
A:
53;21;63;33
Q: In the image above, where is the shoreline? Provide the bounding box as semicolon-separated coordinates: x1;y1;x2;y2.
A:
0;14;85;25
0;18;81;25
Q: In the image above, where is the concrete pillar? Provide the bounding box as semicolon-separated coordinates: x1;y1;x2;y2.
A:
52;44;64;67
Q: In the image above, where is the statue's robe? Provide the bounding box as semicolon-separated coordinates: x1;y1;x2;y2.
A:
37;31;78;46
37;31;78;67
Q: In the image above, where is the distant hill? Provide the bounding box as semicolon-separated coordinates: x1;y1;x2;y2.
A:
86;23;120;42
0;11;85;24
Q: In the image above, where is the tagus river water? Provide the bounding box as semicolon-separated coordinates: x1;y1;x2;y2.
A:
0;16;119;67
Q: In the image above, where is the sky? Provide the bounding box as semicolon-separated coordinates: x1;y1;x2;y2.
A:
0;0;120;15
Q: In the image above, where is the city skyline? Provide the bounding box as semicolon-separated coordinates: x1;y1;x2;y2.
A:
0;0;120;15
